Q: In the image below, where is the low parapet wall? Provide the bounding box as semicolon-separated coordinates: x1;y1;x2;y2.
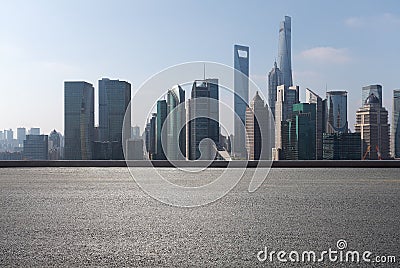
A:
0;160;399;168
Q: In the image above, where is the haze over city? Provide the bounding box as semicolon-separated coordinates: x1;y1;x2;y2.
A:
1;0;400;134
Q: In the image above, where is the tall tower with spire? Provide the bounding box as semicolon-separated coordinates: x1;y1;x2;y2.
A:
278;16;293;88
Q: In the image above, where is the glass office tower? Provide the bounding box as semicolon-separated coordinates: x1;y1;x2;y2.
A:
155;100;167;160
391;89;400;158
326;91;348;133
64;81;94;160
233;44;249;159
98;78;131;159
187;79;219;160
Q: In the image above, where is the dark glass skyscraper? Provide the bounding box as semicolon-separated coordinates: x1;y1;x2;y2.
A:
64;81;94;160
323;133;361;160
233;44;249;159
305;88;324;159
326;91;348;133
155;100;167;160
98;78;131;159
187;79;219;160
268;61;283;119
282;103;316;160
23;135;49;160
278;16;293;88
391;89;400;158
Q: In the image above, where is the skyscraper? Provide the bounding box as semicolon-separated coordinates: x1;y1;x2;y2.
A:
187;79;219;160
323;132;361;160
278;16;293;88
98;78;131;159
282;103;316;160
326;91;348;133
245;92;271;160
64;81;94;160
268;61;283;119
23;134;48;160
274;85;299;158
145;113;157;160
155;100;167;160
233;44;249;159
355;93;390;160
362;85;382;108
16;127;26;147
305;88;324;159
391;89;400;158
166;85;185;160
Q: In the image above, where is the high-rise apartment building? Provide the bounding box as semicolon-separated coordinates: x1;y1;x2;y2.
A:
326;91;348;133
245;92;271;160
355;93;390;159
391;89;400;158
64;81;94;160
98;78;131;160
278;16;293;88
233;44;249;158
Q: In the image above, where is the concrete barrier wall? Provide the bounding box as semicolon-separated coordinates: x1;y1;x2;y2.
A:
0;160;400;168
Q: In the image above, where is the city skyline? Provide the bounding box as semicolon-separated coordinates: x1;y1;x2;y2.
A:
1;1;400;134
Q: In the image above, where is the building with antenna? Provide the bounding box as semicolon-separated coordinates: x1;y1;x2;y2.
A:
233;44;249;159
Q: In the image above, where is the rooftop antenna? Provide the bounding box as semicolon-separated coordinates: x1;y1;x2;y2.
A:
203;63;206;80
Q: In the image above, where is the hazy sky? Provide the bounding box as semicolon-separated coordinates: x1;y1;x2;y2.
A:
1;0;399;134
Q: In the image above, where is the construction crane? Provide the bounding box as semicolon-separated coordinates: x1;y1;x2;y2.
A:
376;145;382;160
362;145;371;160
362;145;382;160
